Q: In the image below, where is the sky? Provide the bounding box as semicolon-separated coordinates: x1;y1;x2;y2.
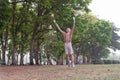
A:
89;0;120;59
89;0;120;28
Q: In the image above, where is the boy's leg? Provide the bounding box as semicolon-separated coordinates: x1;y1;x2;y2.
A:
71;54;75;67
66;54;70;63
66;54;71;67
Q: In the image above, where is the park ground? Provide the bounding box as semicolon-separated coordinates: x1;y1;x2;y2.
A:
0;64;120;80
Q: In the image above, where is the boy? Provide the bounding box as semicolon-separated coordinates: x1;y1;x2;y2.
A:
53;17;75;67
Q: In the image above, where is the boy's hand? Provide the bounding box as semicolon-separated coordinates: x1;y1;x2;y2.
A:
51;13;54;18
73;17;75;22
53;19;56;23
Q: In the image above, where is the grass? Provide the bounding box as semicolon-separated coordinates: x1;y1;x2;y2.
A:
57;64;120;80
0;64;120;80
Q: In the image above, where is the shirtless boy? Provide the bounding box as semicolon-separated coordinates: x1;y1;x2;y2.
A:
53;17;75;67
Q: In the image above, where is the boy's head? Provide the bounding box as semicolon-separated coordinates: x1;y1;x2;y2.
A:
66;28;71;33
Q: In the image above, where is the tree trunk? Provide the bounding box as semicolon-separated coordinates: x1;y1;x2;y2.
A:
20;50;24;65
30;39;34;65
47;55;53;65
56;58;60;65
61;55;64;65
0;53;1;60
11;42;17;65
56;56;63;65
29;3;41;65
34;41;39;65
0;26;8;65
1;39;6;65
76;55;80;64
30;23;39;65
83;56;87;64
39;49;42;65
11;2;17;65
20;31;25;65
87;56;92;64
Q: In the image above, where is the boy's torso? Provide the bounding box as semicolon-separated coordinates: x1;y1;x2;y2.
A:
63;32;72;42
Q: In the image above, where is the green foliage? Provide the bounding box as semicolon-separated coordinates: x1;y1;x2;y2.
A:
73;13;113;61
1;0;119;65
44;30;64;59
0;0;11;30
109;23;120;50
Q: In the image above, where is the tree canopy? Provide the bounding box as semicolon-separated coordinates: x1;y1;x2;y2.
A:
0;0;120;65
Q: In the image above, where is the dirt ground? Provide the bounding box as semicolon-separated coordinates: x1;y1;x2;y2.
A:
0;64;120;80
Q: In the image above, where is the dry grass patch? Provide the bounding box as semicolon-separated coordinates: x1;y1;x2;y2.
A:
0;64;120;80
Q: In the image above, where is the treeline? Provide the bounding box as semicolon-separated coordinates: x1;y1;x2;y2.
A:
0;0;120;65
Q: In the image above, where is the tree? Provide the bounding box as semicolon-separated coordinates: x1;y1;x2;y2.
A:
0;0;93;65
0;0;11;65
28;0;92;65
109;23;120;50
72;13;112;64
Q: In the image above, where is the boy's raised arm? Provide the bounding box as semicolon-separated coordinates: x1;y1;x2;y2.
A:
71;17;75;35
53;19;65;34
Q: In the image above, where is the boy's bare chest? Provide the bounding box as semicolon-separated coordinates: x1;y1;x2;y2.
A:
63;33;71;39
